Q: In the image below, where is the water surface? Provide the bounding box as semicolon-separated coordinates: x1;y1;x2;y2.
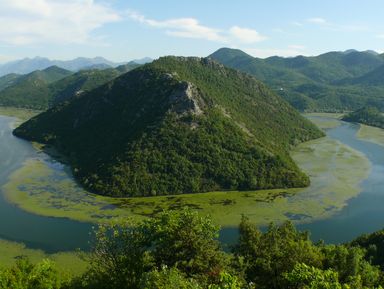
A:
297;119;384;243
0;115;92;252
1;114;384;251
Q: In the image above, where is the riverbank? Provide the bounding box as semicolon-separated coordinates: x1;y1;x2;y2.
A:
303;113;344;129
0;109;88;273
357;124;384;147
2;114;371;227
0;239;87;276
0;106;40;126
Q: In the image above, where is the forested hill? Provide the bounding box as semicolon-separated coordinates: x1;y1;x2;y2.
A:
0;66;72;109
342;107;384;129
0;63;140;109
49;63;140;105
210;48;384;112
14;56;323;197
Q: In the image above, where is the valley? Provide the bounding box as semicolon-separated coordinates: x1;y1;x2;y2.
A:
3;1;384;287
2;52;384;263
1;111;383;254
1;52;384;287
210;48;384;112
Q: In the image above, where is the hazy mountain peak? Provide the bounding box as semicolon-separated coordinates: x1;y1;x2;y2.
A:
0;56;143;76
132;57;153;64
343;49;359;54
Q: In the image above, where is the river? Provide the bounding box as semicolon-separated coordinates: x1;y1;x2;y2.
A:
297;117;384;243
0;114;384;252
0;115;92;252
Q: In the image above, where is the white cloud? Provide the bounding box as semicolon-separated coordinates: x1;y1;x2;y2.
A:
376;34;384;39
0;0;121;45
229;26;266;44
127;11;266;44
291;21;303;27
127;10;225;42
305;17;367;32
307;17;328;24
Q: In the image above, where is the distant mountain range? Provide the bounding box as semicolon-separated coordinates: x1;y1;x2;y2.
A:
3;48;384;113
0;56;153;76
14;56;323;197
209;48;384;112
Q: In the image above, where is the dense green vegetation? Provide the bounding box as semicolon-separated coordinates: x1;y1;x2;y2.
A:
49;63;140;105
14;56;323;197
3;209;384;289
0;66;72;109
210;48;384;112
0;63;140;109
343;107;384;129
340;64;384;86
0;73;20;91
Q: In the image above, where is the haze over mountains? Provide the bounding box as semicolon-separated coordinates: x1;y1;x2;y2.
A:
0;56;152;76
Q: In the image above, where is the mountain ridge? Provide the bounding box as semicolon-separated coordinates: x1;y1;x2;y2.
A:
0;63;140;109
0;66;72;109
209;47;384;112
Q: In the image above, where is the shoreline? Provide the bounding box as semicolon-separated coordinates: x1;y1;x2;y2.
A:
357;123;384;147
1;113;371;228
0;238;87;276
0;109;374;270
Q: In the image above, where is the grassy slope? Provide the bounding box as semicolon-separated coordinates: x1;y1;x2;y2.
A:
14;57;323;197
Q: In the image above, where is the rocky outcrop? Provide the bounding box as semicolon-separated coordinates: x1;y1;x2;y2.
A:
169;81;205;116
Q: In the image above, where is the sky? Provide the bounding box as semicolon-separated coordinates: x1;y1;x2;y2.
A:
0;0;384;63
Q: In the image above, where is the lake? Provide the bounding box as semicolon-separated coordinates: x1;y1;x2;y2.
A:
1;114;384;252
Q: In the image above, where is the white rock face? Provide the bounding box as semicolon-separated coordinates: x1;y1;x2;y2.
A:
169;81;205;116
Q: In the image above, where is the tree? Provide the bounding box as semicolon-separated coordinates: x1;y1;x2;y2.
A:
80;219;152;289
139;266;201;289
208;272;242;289
144;209;228;282
79;209;228;288
0;257;62;289
235;217;323;289
284;263;343;289
322;245;381;288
